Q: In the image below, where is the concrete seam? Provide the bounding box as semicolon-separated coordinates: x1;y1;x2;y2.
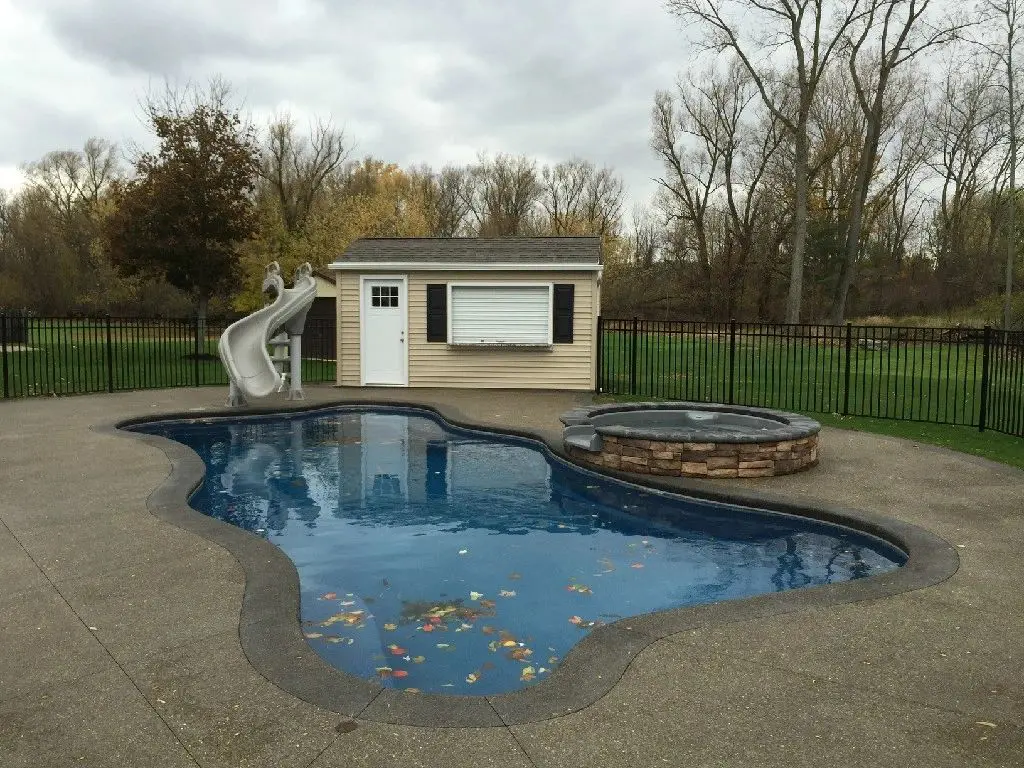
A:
302;735;341;768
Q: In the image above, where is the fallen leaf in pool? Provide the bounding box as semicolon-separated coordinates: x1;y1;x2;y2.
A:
458;549;468;555
322;610;365;627
304;632;323;639
466;673;479;684
319;592;337;601
481;626;495;635
376;667;393;678
567;584;592;594
499;590;516;598
520;666;536;681
404;687;421;694
391;670;409;679
630;562;645;569
388;645;407;656
383;623;398;631
508;572;522;580
469;591;483;601
479;599;496;609
412;656;425;664
436;643;451;649
508;648;533;661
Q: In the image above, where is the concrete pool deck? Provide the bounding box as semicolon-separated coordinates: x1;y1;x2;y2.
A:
0;386;1021;767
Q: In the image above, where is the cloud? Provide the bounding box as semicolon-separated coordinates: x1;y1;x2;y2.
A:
2;0;691;211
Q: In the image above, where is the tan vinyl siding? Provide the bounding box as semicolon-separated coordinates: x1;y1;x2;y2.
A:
338;272;361;386
335;270;597;390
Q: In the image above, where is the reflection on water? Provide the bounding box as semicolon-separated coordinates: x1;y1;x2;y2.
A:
132;409;905;695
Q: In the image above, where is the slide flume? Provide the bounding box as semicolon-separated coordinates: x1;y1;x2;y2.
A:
218;262;317;399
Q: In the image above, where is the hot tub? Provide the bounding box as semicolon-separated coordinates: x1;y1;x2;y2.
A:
560;402;821;478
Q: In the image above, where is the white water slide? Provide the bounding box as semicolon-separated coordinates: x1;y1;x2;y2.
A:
218;262;317;404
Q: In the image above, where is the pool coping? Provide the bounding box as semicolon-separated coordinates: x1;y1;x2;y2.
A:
101;398;960;728
560;400;822;443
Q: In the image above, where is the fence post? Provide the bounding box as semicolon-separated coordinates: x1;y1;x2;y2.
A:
728;318;737;405
842;322;853;416
594;315;604;394
629;316;639;395
105;315;114;393
193;316;202;387
1;313;9;399
979;325;992;432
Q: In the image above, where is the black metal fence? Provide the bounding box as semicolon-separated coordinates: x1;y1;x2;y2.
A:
597;318;1024;437
0;314;337;399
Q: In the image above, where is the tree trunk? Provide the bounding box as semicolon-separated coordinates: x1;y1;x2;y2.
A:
196;294;209;348
786;129;810;323
831;123;882;324
1006;30;1017;331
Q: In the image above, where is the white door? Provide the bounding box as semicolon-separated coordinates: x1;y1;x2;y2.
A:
361;277;407;385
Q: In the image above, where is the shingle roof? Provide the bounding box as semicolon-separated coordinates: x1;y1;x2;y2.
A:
336;236;603;265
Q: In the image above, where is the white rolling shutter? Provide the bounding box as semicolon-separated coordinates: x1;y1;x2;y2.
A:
449;285;551;344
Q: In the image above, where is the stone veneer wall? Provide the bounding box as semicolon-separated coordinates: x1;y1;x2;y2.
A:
566;433;819;478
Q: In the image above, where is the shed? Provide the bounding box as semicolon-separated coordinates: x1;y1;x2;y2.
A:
327;237;602;390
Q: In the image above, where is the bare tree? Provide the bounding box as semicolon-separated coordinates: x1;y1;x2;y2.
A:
410;164;472;237
982;0;1024;328
261;112;348;234
829;0;966;323
652;59;785;315
926;53;1005;305
22;138;121;222
463;153;541;236
667;0;870;321
651;81;724;275
539;159;624;236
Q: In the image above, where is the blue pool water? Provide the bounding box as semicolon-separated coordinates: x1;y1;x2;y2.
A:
132;408;906;695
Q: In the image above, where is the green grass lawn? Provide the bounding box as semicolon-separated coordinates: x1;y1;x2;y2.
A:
2;319;336;397
599;328;1020;435
815;413;1024;471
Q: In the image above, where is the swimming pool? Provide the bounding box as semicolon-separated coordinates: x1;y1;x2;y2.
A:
130;407;906;696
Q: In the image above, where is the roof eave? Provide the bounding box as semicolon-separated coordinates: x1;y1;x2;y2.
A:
327;261;603;272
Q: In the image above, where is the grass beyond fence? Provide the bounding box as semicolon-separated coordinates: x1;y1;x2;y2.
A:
0;316;336;399
598;319;1023;438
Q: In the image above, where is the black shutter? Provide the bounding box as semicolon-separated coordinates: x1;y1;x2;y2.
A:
553;283;574;343
426;284;447;342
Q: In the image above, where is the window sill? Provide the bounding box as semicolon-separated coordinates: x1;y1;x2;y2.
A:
447;342;553;350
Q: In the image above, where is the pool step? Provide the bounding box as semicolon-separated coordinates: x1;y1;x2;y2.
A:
563;424;602;453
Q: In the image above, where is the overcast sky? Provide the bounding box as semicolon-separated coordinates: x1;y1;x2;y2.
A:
0;0;696;213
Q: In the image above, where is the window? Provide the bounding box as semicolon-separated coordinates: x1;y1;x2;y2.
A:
448;284;552;345
371;285;399;308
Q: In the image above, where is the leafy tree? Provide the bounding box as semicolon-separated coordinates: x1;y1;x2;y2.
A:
107;83;260;330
